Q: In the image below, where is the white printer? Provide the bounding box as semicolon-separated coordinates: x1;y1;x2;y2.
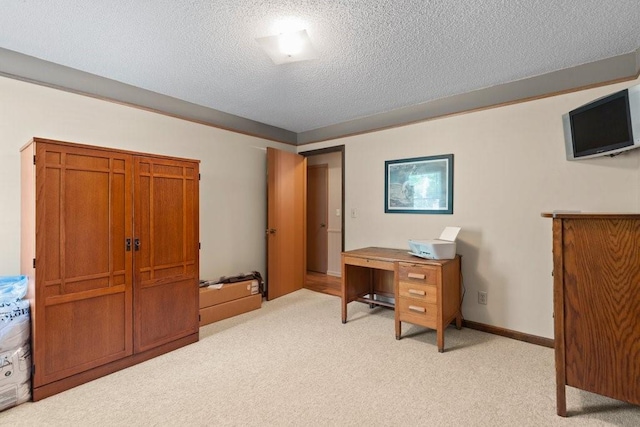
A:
408;226;461;260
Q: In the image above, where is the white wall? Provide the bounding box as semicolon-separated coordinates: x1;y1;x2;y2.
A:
301;77;640;339
0;76;295;281
4;73;640;340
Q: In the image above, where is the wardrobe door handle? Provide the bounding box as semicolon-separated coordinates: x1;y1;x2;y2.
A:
134;238;141;251
125;238;132;252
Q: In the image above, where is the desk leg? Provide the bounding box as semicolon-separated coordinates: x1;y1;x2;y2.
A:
342;301;347;324
437;329;444;353
341;260;347;323
395;320;401;340
455;312;462;330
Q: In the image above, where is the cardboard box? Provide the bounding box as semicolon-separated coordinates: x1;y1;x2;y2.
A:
199;294;262;326
199;279;261;326
199;280;258;308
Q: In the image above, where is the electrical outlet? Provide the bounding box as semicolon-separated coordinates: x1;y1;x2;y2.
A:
478;291;488;305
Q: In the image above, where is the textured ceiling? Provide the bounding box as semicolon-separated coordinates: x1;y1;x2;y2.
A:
1;1;639;134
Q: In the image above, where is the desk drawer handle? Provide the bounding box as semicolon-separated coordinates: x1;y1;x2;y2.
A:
408;305;426;313
408;289;426;296
408;273;426;280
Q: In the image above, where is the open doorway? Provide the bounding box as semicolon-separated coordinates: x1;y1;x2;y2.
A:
300;146;344;297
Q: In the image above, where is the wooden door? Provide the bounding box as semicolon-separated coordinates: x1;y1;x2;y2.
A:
34;142;133;387
133;156;199;353
266;148;306;300
307;164;328;273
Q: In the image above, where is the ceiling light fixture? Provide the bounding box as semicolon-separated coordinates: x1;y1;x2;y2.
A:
256;29;317;65
278;31;304;56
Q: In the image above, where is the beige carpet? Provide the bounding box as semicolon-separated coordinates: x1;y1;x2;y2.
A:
1;289;639;426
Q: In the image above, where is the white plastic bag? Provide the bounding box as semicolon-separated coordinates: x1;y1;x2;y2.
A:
0;345;31;411
0;276;28;303
0;300;31;411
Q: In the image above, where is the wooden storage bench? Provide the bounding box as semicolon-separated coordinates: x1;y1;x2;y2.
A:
199;280;262;326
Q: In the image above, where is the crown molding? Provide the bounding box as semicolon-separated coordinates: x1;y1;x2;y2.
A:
297;48;640;144
2;46;638;146
0;47;297;145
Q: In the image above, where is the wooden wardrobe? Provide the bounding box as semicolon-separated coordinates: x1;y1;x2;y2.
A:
21;138;200;400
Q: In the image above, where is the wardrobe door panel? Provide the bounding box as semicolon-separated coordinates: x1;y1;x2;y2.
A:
34;143;134;387
133;157;199;353
43;293;127;379
135;278;197;348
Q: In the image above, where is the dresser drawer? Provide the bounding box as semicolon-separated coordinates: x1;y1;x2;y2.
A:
397;298;437;328
398;281;436;304
398;263;437;285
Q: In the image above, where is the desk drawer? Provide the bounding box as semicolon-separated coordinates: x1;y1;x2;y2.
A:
398;281;436;304
397;298;437;328
398;263;437;285
343;256;394;271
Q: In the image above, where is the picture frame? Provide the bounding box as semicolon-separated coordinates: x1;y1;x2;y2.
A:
384;154;453;214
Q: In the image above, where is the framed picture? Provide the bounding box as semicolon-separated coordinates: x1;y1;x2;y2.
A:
384;154;453;214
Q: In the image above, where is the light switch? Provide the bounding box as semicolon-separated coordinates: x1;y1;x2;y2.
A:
336;209;341;217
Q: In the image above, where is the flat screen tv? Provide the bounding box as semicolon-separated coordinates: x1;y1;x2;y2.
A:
562;85;640;160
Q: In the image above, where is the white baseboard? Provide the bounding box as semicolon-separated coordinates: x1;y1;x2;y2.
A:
326;270;341;278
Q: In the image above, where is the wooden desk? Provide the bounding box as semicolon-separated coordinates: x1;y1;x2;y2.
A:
341;247;462;352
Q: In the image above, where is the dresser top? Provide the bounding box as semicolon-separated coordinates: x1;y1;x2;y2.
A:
541;212;640;219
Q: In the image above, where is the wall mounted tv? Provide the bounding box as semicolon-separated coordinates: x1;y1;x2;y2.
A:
562;84;640;160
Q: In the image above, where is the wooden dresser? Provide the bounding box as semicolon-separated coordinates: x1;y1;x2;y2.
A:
341;247;462;352
542;212;640;416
